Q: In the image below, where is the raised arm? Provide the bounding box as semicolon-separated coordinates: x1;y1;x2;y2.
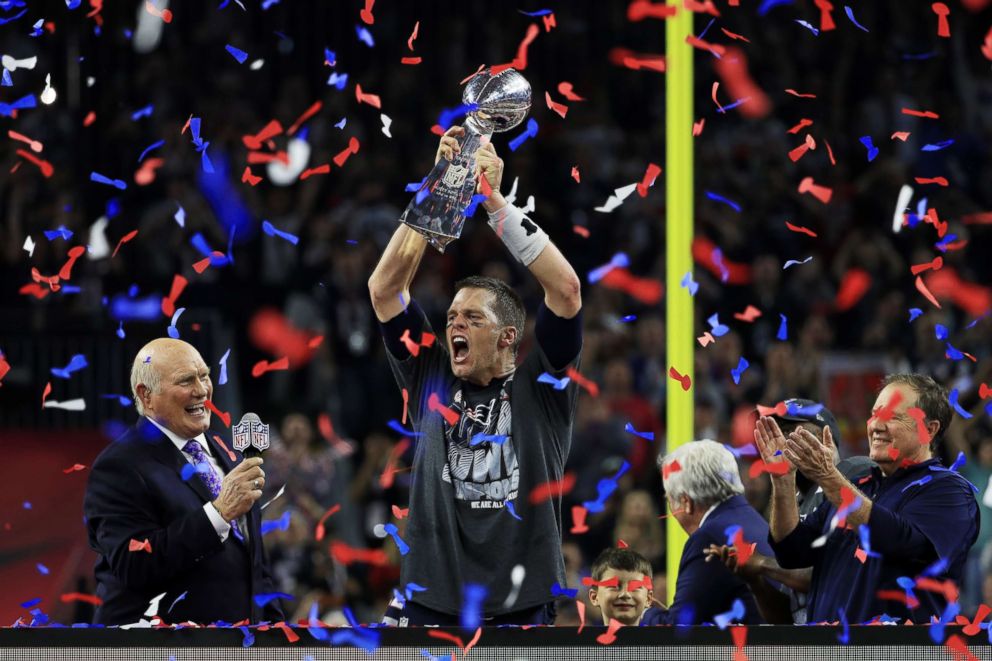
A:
368;128;464;322
476;142;582;319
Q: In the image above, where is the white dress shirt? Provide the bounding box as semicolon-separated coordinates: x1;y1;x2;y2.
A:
145;417;242;543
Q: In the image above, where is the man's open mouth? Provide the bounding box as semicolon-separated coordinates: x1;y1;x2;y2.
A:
452;336;470;364
186;404;207;417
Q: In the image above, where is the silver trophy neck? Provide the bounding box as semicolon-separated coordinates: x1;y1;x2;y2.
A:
462;67;531;134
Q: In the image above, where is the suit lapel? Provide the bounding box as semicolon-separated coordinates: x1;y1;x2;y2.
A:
138;419;215;504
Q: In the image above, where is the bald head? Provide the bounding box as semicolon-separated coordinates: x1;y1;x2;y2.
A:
131;339;213;438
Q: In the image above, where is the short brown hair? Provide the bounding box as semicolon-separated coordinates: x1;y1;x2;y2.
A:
591;547;653;582
454;276;525;354
880;373;951;453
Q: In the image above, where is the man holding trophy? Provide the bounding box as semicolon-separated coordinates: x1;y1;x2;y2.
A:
369;68;583;626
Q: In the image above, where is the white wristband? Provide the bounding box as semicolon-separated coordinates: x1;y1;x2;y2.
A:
487;203;550;266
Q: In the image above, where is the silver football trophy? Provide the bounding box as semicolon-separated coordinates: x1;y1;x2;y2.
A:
232;412;270;459
400;67;532;252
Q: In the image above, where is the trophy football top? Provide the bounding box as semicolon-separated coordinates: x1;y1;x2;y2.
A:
462;67;532;135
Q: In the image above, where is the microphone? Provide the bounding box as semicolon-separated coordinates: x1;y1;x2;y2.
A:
232;412;271;459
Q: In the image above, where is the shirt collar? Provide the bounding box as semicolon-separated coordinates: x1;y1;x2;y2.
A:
145;416;209;456
698;502;720;528
872;457;940;483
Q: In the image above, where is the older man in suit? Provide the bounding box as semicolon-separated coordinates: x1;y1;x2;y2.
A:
84;338;282;625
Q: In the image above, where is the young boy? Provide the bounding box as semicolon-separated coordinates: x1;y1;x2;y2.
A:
586;547;655;626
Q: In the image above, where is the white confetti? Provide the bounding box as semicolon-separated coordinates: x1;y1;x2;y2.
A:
22;235;35;257
260;483;286;511
0;55;37;71
174;203;186;228
520;195;535;215
43;398;87;411
40;73;56;105
380;113;393;138
594;182;638;213
249;58;265;70
892;184;913;233
86;216;110;260
503;176;520;205
502;565;526;609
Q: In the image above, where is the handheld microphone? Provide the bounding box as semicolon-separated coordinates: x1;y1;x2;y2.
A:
232;412;271;459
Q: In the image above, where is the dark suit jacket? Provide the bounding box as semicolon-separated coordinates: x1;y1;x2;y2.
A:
83;418;283;625
642;495;775;625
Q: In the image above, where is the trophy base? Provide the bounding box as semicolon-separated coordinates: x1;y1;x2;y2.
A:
399;214;458;253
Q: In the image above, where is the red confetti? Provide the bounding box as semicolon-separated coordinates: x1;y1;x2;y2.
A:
962;604;991;636
314;504;341;541
891;131;911;141
494;23;540;73
669;366;692;391
733;305;762;322
134;157;164;185
427;393;461;426
597;618;623;645
61;592;103;606
946;634;980;661
359;0;374;25
203;400;231;427
877;589;919;609
684;0;720;15
732;528;757;568
31;267;60;292
915;176;949;186
823;138;836;165
247;151;288;166
915;275;942;309
112;229;139;259
834;268;872;311
287;101;322;137
273;621;299;643
627;0;678;21
983;25;992;61
693;236;753;285
582;576;620;588
83;111;96;127
636;163;662;197
428;630;466;652
566;367;600;397
798;176;833;203
401;388;410;425
788;135;815;162
697;331;715;347
573;225;590;238
787;119;814;134
41;382;52;409
299;164;331;181
910;256;943;276
757;401;788;417
570;166;581;183
731;625;749;661
692;118;705;136
814;0;836;30
0;355;9;386
58;245;86;280
355;83;382;109
144;1;172;22
609;47;666;72
241;166;262;186
916;576;959;604
400;56;422;65
380;438;410;489
542;13;556;31
406;21;420;51
545;91;568;118
557;82;586;101
785;221;817;237
576;600;586;634
62;463;86;474
721;27;750;42
528;472;577;505
785;89;817;98
391;505;409;520
570;505;589;534
599;268;664;304
192;251;226;274
902;108;940;119
748;459;790;478
906;407;931;445
18;283;47;300
662;458;682;481
251;356;291;378
333;137;360;167
687;34;726;58
932;2;950;38
330;541;389;566
464;628;482;655
16;148;54;177
242;119;283;150
161;274;188;318
128;538;152;553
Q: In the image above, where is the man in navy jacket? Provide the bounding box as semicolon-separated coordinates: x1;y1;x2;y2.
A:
84;338;282;625
642;440;783;625
764;373;979;624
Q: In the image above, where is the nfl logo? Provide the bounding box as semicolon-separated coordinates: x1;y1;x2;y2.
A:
232;414;269;453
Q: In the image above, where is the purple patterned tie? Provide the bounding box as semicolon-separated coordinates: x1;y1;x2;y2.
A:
183;439;243;541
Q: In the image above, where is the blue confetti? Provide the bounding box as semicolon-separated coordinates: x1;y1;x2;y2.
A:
261;220;300;245
949;388;972;419
356;25;375;47
469;433;509;446
44;225;73;241
20;598;42;609
437;102;478;130
334;117;347;129
504;500;523;520
787;401;824;417
218;348;231;385
23;501;31;509
717;97;751;113
51;354;88;379
776;314;788;341
949;451;966;473
704;191;742;212
137;139;165;163
783;256;813;270
0;8;28;26
922;140;954;152
859;136;878;162
1;69;12;86
101;394;132;407
383;523;410;555
844;5;870;32
908;308;923;322
508;118;539;152
707;313;729;337
253;592;293;608
387;419;422;437
537;372;570;390
935;323;949;340
130;104;153;121
624;422;655;441
922;557;949;577
583;461;629;513
929;602;959;644
29;19;43;37
794;19;820;35
680;271;699;296
945;342;966;361
167;591;188;613
225;44;248;64
902;51;937;61
461;584;486;630
109;294;161;321
261;510;292;535
857;524;881;559
65;0;81;8
405;176;428;193
190;233;229;266
327;72;349;89
463;193;489;218
414;186;431;205
90;171;128;190
588;252;629;284
619;315;637;323
837;607;850;644
757;0;793;15
0;93;36;116
330;629;380;654
900;475;933;492
711;248;729;282
187;117;214;173
518;8;553;16
167;307;186;339
324;48;336;66
731;356;749;385
714;598;745;629
550;582;578;599
36;563;49;575
238;625;254;647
